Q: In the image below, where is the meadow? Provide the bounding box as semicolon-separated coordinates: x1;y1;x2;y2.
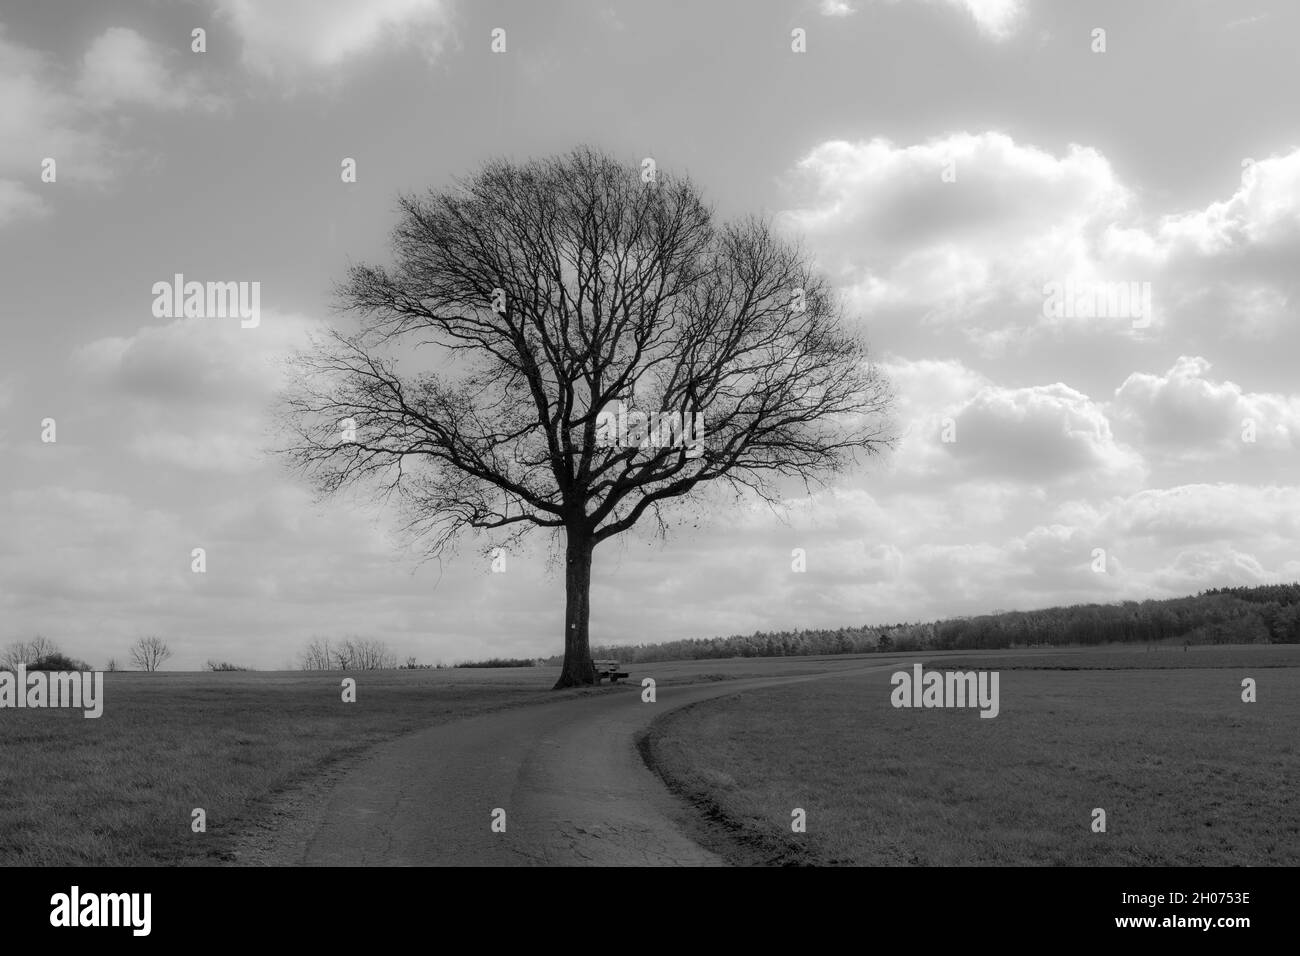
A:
3;645;1294;866
0;657;838;866
642;643;1299;865
0;669;552;865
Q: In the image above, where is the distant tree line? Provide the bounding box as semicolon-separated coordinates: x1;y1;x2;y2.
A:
0;636;88;671
0;635;92;672
10;582;1298;674
0;636;92;672
558;583;1300;664
0;635;177;672
454;658;537;669
298;637;398;671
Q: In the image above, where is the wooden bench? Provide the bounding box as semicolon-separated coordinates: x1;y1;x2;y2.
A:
593;659;629;683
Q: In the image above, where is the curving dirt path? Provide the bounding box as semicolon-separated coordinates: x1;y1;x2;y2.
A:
237;662;891;866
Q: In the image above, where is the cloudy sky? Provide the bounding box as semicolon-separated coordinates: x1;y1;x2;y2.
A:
2;0;1298;668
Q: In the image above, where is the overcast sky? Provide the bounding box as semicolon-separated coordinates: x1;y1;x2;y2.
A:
2;0;1298;668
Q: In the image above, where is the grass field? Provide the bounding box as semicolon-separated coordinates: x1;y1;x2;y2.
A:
0;656;849;866
5;645;1295;866
642;644;1300;866
0;670;560;865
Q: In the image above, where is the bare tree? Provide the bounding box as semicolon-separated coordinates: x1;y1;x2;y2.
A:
299;637;334;671
1;635;59;671
129;636;172;672
332;641;353;670
280;147;893;688
298;636;395;670
28;635;58;663
1;641;26;671
342;637;397;670
106;658;119;672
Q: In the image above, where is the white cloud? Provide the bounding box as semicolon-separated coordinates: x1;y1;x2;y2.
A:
76;311;323;473
77;28;223;112
1225;15;1267;30
0;22;226;229
1154;547;1272;591
944;382;1145;487
1106;484;1300;546
819;1;858;16
874;357;987;478
1044;484;1300;592
871;356;1149;492
873;0;1025;40
1112;356;1300;457
781;134;1300;349
945;0;1025;39
879;357;991;420
212;0;458;81
0;24;117;225
780;132;1132;326
976;483;1300;604
1149;150;1300;257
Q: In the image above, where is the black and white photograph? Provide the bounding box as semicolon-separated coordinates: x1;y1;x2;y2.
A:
1;0;1295;938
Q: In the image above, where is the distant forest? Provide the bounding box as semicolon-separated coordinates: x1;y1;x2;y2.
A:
550;583;1300;665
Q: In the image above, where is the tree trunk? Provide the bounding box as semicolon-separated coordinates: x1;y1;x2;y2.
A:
553;531;596;689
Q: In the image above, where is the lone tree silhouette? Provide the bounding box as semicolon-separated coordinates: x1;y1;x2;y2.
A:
130;635;172;672
281;148;893;689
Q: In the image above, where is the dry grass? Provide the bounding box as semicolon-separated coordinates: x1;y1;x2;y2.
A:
0;658;829;865
642;645;1300;866
9;646;1293;866
0;669;558;865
